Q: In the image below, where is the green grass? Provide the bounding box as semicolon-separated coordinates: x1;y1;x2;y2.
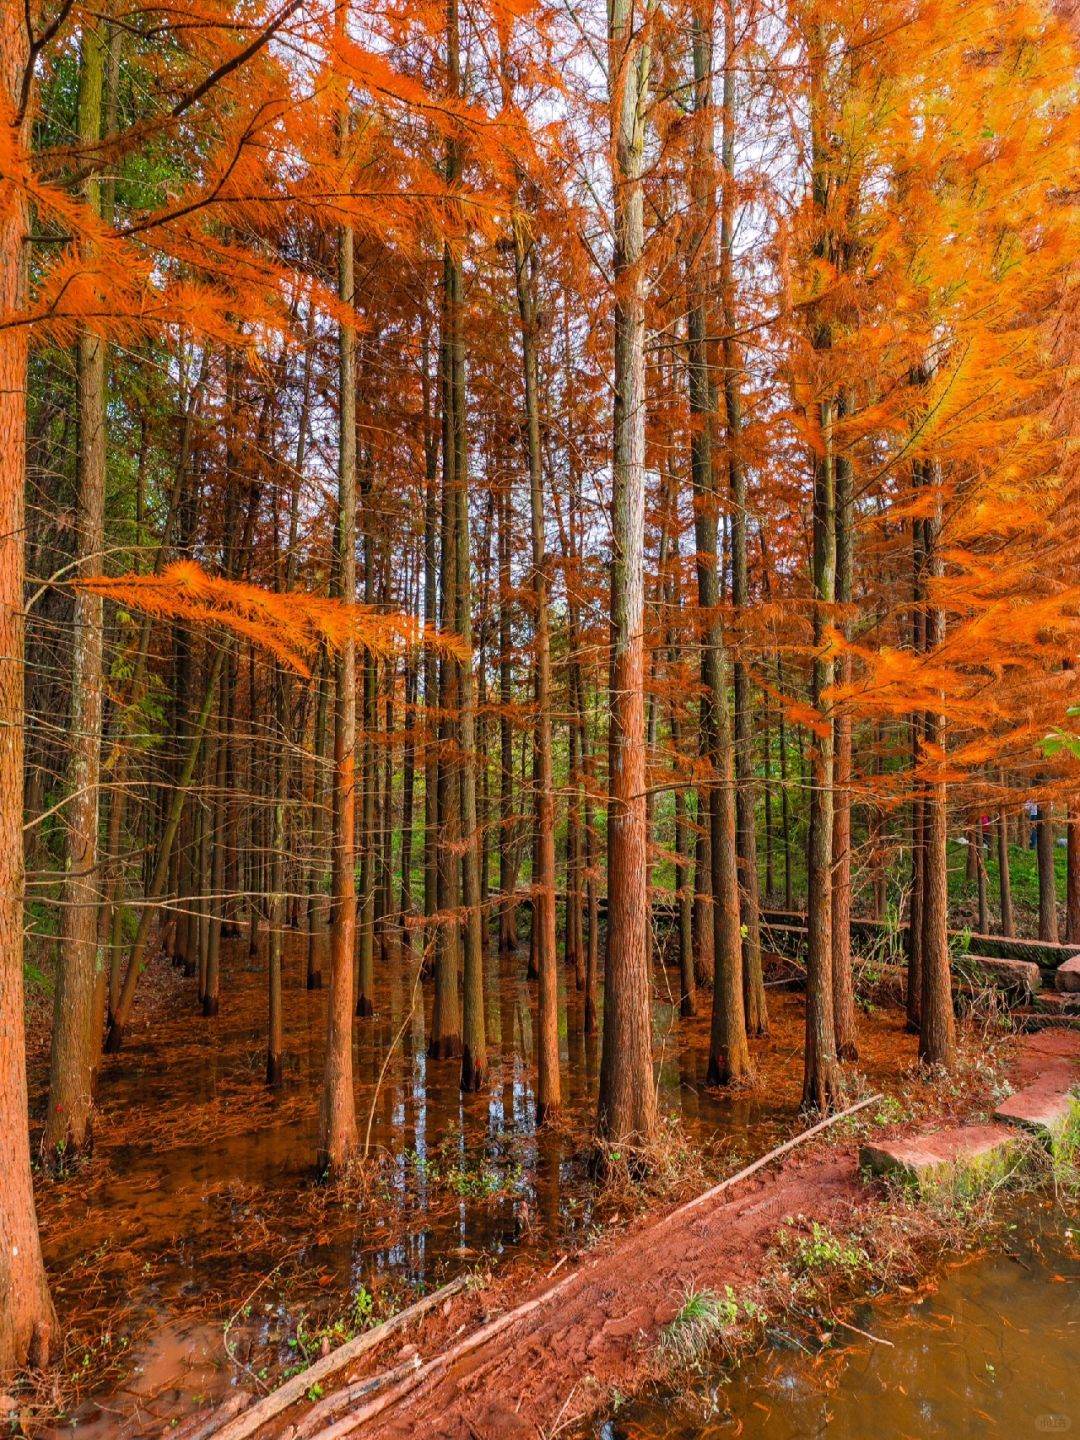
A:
947;837;1064;919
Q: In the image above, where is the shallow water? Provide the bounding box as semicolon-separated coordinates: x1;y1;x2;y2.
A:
30;929;916;1437
591;1201;1080;1440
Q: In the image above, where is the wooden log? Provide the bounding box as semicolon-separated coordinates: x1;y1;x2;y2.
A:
206;1275;467;1440
291;1355;420;1439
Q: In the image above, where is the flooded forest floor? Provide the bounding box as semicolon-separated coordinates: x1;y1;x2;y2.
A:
19;925;1057;1437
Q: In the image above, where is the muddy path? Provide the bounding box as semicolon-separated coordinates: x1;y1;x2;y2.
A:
245;1028;1080;1440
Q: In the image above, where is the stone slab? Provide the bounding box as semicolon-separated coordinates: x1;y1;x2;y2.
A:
860;1124;1022;1192
993;1073;1080;1147
957;955;1040;997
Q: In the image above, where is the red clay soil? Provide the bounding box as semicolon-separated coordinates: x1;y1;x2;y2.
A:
268;1029;1080;1440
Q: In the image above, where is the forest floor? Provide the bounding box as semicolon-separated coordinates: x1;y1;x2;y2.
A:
17;922;1069;1439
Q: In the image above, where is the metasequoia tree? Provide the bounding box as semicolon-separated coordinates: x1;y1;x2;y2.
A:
598;0;660;1147
687;0;750;1088
45;18;108;1163
318;180;360;1168
1;0;56;1376
5;0;1080;1386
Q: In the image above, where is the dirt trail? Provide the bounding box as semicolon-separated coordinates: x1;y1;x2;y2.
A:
368;1155;859;1440
254;1028;1079;1440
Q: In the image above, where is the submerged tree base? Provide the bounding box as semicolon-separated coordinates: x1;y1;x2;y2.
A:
460;1048;485;1093
428;1033;461;1061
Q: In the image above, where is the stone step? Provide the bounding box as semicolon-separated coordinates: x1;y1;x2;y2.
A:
860;1124;1022;1193
993;1075;1080;1149
1033;990;1080;1014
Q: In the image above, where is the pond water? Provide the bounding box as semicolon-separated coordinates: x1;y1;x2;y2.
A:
589;1199;1080;1440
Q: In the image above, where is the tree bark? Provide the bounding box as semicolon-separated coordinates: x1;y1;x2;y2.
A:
689;10;749;1089
598;0;659;1147
1038;801;1059;944
46;16;108;1163
918;471;955;1071
801;28;843;1111
316;206;359;1175
513;215;558;1120
831;397;857;1061
1066;801;1080;945
720;6;766;1040
429;241;462;1061
998;800;1014;938
0;9;57;1368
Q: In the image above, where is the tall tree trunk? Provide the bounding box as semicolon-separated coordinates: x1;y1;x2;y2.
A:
802;392;842;1109
497;485;518;953
598;0;659;1147
998;797;1014;938
316;204;359;1175
778;656;793;910
720;5;766;1039
802;29;842;1111
399;644;419;942
356;524;376;1018
831;397;857;1060
46;19;108;1163
203;660;228;1015
266;664;287;1085
454;249;487;1090
513;216;558;1119
907;513;925;1033
976;826;989;935
0;10;56;1369
1066;801;1080;945
667;544;696;1019
918;470;955;1070
306;651;329;988
430;242;462;1061
422;327;440;969
688;12;749;1089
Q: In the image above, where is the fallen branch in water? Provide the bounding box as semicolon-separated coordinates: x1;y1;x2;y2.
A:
207;1274;467;1440
832;1315;895;1348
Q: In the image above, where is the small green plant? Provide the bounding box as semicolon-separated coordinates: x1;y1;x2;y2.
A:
350;1285;374;1329
661;1288;727;1363
872;1095;907;1128
792;1222;868;1275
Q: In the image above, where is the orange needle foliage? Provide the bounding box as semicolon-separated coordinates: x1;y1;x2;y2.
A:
75;561;467;676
